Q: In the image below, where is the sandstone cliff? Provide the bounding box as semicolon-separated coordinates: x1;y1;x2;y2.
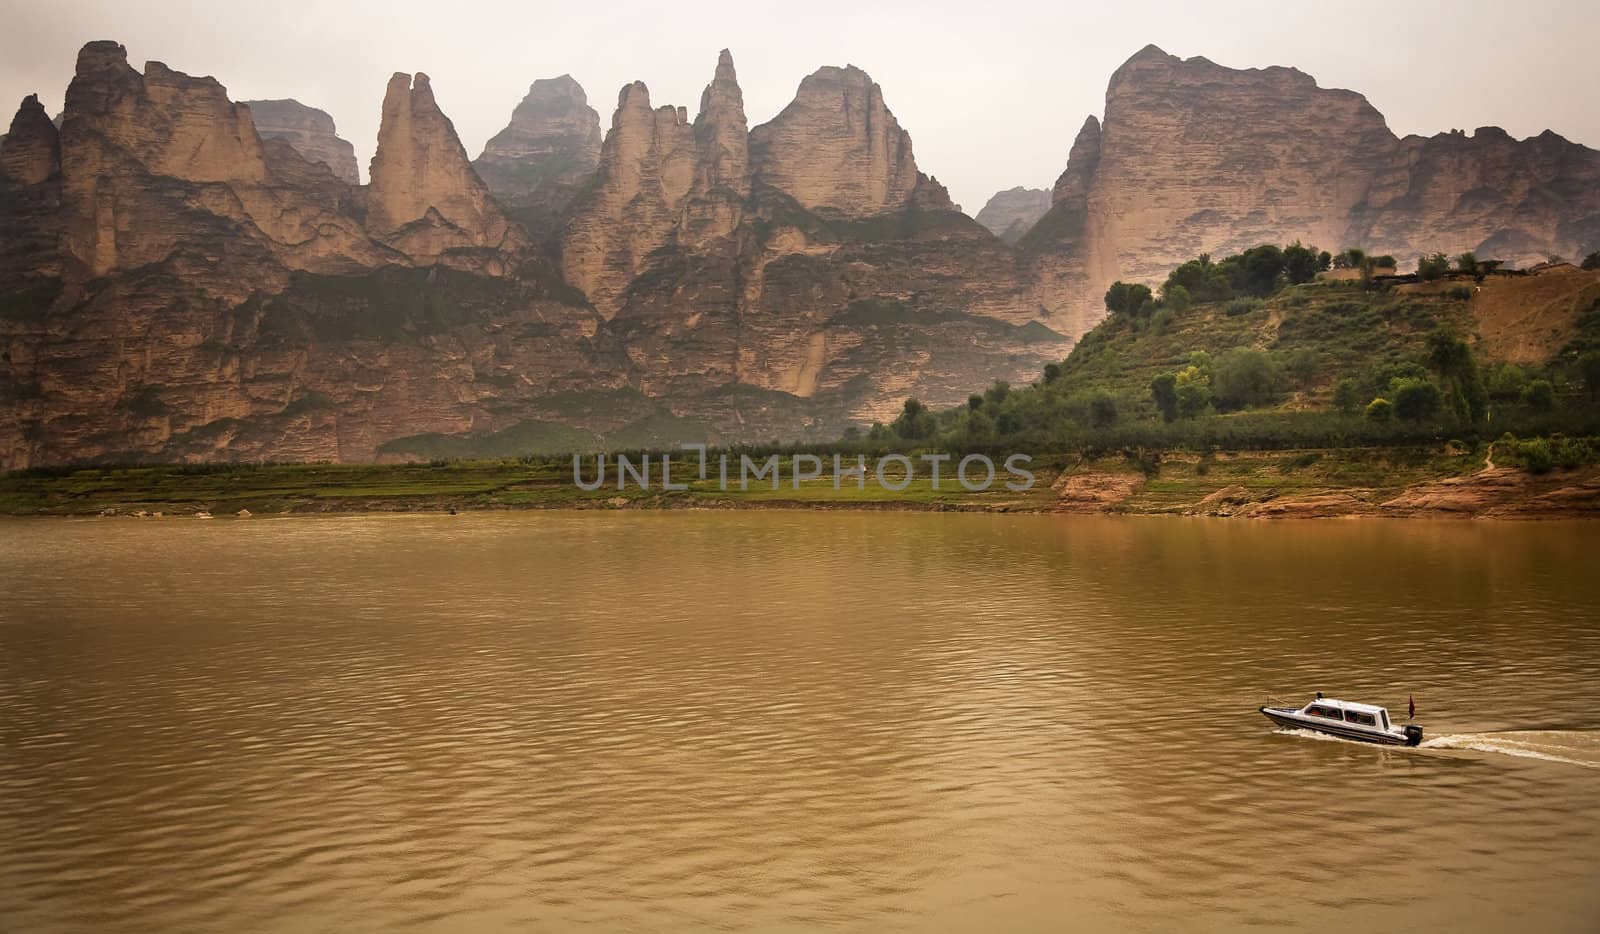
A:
241;98;360;183
367;72;523;270
1022;45;1600;332
561;52;1058;426
749;65;953;217
975;186;1049;244
474;74;602;234
6;40;1597;470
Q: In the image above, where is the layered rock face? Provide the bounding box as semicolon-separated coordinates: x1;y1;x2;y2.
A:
474;74;602;229
54;41;390;288
1023;45;1600;330
0;43;604;469
1350;127;1600;265
7;40;1597;469
975;186;1049;243
563;52;1058;423
559;81;699;316
241;98;360;183
749;65;953;217
367;72;522;268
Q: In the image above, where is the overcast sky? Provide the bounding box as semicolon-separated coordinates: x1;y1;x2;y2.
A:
3;0;1596;213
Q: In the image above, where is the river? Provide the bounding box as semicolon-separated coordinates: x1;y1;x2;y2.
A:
1;513;1597;932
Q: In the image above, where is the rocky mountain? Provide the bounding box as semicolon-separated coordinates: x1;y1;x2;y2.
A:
975;187;1049;244
241;98;360;184
1021;45;1600;329
2;40;1597;469
473;75;602;236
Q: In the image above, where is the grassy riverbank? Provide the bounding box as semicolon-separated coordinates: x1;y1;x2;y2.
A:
5;443;1596;519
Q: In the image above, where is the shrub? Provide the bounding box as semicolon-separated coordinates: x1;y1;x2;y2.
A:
1391;377;1443;423
1332;378;1363;415
1174;366;1212;419
1213;347;1281;411
1521;379;1555;411
1151;372;1178;423
1485;363;1528;401
1447;285;1474;301
1417;253;1452;280
1365;397;1395;423
1582;251;1600;271
1225;297;1265;317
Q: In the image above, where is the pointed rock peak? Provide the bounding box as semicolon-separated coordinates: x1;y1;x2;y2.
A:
1051;114;1103;206
369;68;505;244
75;40;130;75
751;61;925;217
526;74;588;105
476;71;602;209
617;81;653;113
697;48;745;123
2;92;62;186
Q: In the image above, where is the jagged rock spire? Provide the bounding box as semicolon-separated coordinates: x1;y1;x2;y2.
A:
0;94;61;186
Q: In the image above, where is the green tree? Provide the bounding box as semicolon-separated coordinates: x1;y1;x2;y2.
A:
892;398;937;439
1582;251;1600;271
1104;281;1154;316
1485;363;1528;401
1332;377;1363;415
967;394;984;411
1365;397;1394;423
1163;283;1192;312
1520;379;1555;411
1283;242;1322;284
1212;347;1281;410
1581;352;1600;402
1087;392;1119;428
1041;363;1062;385
1417;252;1452;280
1390;378;1442;422
1150;372;1179;422
1174;366;1212;419
1456;251;1479;276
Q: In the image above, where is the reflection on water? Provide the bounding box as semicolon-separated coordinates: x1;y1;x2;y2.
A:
1;513;1598;932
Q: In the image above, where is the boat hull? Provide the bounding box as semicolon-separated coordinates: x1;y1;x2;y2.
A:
1259;706;1418;746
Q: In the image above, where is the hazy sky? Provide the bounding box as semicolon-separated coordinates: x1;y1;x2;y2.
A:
3;0;1596;213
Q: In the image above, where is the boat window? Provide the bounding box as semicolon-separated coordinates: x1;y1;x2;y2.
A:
1347;711;1376;726
1308;706;1343;720
1380;711;1390;730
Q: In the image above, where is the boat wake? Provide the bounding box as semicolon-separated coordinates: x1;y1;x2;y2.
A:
1274;727;1600;768
1420;731;1600;769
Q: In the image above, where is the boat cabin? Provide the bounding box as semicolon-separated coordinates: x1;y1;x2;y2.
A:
1300;698;1393;732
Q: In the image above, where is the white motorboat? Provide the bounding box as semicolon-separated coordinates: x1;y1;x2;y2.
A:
1259;693;1422;746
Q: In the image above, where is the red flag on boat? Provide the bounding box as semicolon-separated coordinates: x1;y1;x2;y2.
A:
1409;695;1415;719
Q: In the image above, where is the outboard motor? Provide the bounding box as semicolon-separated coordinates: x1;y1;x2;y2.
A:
1404;725;1424;747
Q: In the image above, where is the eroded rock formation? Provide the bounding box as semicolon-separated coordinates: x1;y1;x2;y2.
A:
749;65;953;217
1;94;60;186
367;72;522;269
1022;45;1600;331
474;74;602;230
242;98;360;183
4;40;1597;469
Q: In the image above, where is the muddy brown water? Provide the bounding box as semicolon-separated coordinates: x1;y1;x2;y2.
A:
2;513;1597;932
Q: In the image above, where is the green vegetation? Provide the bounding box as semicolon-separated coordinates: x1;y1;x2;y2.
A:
847;243;1600;458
